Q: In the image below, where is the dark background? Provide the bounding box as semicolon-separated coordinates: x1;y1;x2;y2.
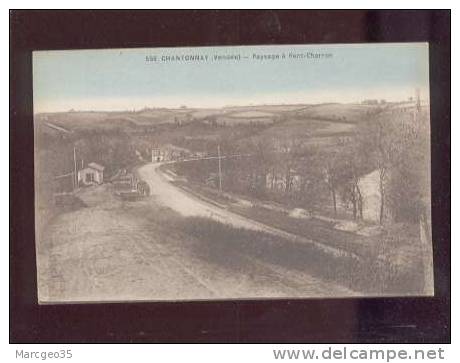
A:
10;10;451;343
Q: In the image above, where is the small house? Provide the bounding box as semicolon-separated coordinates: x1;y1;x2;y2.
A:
78;162;105;186
152;144;191;162
152;148;166;162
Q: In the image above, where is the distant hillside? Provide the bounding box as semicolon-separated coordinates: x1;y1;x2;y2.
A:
34;103;386;139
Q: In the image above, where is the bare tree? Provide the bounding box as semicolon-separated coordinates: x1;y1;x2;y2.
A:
359;114;405;224
323;151;341;217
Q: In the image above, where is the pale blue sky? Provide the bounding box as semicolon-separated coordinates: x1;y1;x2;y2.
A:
33;43;429;113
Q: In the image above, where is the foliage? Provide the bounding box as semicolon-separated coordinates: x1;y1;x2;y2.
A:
358;109;431;223
74;128;138;176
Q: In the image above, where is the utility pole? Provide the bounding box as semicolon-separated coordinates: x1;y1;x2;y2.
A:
415;87;421;113
73;146;77;190
217;144;222;192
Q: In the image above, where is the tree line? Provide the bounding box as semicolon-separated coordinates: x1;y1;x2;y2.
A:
173;108;430;226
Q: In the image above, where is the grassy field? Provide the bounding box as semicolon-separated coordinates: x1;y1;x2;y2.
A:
259;117;356;140
294;103;379;121
223;104;310;113
225;110;275;118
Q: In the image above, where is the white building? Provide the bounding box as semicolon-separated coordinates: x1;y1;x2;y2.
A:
152;144;191;163
78;162;105;185
152;148;166;162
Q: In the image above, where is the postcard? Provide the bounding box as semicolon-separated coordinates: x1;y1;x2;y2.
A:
33;43;432;303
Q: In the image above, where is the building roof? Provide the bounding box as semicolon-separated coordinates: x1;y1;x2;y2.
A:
88;162;105;171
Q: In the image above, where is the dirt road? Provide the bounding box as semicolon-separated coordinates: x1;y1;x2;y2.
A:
137;162;354;258
137;162;271;229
